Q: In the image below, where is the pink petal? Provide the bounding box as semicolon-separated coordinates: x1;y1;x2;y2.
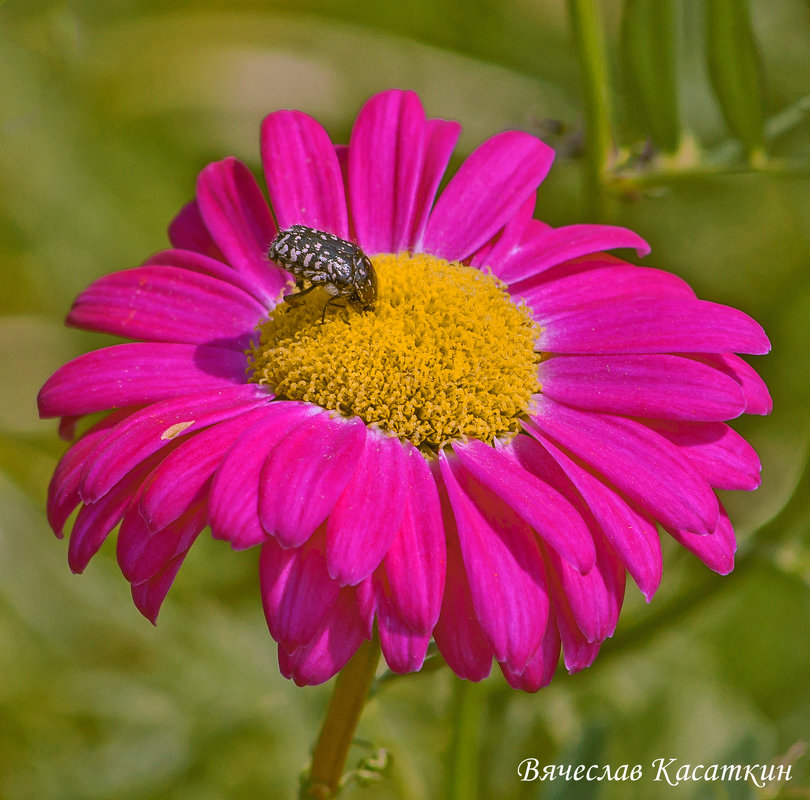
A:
259;414;366;549
433;504;493;682
469;195;535;273
195;158;280;291
527;396;719;533
644;420;762;491
499;224;650;284
79;385;269;504
512;264;695;312
38;344;248;419
348;89;427;254
131;553;188;624
538;354;747;421
326;431;407;585
67;266;265;347
514;433;662;601
118;502;206;585
145;248;279;305
381;442;445;634
667;504;737;574
544;534;625;644
334;143;349;182
440;452;549;672
167;199;220;258
377;597;431;674
58;415;83;441
260;535;340;652
421;131;554;260
47;409;133;536
500;605;561;691
355;577;377;640
539;298;771;355
139;406;270;531
518;217;553;243
409;118;461;250
209;402;321;548
68;449;171;573
452;438;596;573
277;589;368;687
690;353;772;415
261;110;348;237
553;585;603;674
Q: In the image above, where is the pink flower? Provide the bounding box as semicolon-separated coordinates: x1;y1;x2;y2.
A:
38;89;771;690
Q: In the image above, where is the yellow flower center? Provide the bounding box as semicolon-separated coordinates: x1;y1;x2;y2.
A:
248;252;540;451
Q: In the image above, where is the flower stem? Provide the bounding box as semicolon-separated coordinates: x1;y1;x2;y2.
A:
567;0;614;220
445;678;484;800
300;637;381;800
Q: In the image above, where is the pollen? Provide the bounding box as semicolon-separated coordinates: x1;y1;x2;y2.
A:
248;252;541;451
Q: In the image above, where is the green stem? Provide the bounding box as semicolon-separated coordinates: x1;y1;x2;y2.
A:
301;637;381;800
446;678;484;800
568;0;614;220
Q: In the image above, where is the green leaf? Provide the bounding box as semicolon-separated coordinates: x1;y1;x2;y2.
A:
705;0;766;160
620;0;681;153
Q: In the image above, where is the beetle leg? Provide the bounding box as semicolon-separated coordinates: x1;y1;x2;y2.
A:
320;297;348;324
284;282;320;307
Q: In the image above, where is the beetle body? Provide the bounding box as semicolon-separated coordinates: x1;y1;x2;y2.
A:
268;225;377;317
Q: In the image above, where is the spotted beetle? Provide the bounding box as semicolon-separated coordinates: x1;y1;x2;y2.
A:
267;225;377;321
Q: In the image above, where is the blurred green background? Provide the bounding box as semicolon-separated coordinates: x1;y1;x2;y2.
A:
2;0;809;797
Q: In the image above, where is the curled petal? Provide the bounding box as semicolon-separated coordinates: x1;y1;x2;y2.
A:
500;605;561;692
377;594;432;674
553;586;603;674
260;536;340;652
667;504;737;574
545;536;625;645
68;448;174;573
47;409;133;536
118;502;206;587
277;589;368;687
131;554;188;624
